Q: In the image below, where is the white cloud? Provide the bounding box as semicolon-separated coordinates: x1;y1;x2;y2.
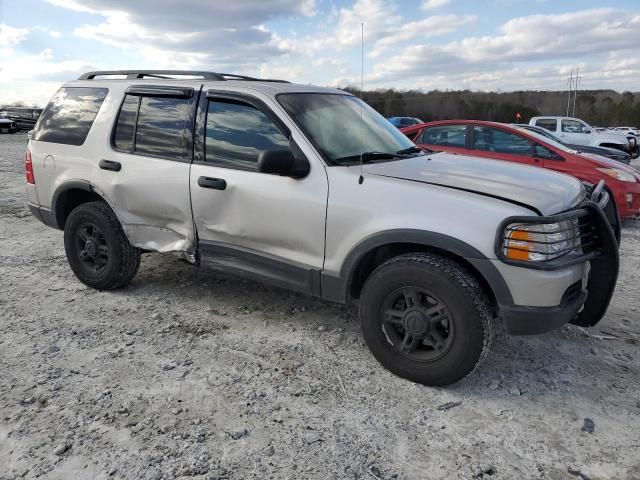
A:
49;31;62;38
367;8;640;90
422;0;451;10
0;24;30;46
370;14;476;57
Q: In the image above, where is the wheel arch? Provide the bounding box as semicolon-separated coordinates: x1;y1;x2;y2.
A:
51;181;111;230
321;230;514;309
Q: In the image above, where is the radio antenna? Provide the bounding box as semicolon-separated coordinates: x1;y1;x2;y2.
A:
358;22;365;185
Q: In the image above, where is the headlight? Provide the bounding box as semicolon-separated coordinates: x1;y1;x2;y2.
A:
503;219;581;262
596;168;637;182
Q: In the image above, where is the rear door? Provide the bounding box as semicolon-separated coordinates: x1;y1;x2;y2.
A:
468;125;536;167
414;124;468;154
103;85;196;252
189;90;329;294
533;118;559;134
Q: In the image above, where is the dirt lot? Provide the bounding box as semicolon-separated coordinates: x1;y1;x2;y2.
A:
1;131;639;480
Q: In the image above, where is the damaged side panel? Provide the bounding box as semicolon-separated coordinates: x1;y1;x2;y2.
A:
102;158;196;253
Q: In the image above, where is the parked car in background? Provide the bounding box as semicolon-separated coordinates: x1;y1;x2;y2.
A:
612;127;639;136
7;107;43;131
515;124;631;165
25;69;620;386
388;116;423;128
402;120;640;219
0;117;18;134
529;116;639;159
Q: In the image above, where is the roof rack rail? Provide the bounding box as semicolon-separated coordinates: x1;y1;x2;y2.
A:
78;70;289;83
79;70;225;80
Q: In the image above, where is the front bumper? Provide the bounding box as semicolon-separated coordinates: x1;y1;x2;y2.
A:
502;282;587;335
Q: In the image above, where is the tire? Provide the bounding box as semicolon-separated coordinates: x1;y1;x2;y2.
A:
63;201;141;290
359;253;494;386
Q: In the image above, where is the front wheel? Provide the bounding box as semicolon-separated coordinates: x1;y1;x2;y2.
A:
359;253;494;386
64;201;141;290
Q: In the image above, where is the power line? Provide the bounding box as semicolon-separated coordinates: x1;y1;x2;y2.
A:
566;68;573;116
572;66;582;117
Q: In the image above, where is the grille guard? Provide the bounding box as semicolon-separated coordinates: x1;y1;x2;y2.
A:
495;200;620;328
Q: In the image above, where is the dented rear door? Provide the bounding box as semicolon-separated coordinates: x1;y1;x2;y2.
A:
102;85;197;253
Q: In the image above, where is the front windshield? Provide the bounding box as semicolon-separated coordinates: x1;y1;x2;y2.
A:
515;128;577;154
278;93;415;164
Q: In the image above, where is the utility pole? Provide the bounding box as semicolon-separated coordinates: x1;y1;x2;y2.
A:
572;67;581;117
566;69;574;117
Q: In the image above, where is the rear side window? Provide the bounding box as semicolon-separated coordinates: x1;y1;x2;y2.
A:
113;94;190;159
205;99;289;171
473;126;532;156
534;144;563;160
33;87;108;145
418;125;466;148
534;119;557;132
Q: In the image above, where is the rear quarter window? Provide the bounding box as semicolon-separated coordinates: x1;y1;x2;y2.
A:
534;119;558;132
33;87;108;146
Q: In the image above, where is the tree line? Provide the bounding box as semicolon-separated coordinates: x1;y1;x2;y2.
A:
343;88;640;127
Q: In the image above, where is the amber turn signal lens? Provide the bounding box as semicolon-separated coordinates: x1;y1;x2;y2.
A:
505;230;531;261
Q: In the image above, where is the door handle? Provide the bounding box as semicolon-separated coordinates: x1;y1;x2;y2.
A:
198;176;226;190
99;159;121;172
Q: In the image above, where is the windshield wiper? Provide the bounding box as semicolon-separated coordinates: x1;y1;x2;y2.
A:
396;146;423;155
334;151;403;164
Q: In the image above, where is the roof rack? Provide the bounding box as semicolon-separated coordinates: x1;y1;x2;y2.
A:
78;70;289;83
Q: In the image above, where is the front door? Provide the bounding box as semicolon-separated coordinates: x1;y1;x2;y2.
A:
558;118;592;145
189;91;329;295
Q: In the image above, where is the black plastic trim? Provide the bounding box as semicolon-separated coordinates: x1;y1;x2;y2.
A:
502;287;587;335
80;70;225;80
50;180;93;229
199;241;322;296
29;204;61;229
321;229;514;306
125;85;194;98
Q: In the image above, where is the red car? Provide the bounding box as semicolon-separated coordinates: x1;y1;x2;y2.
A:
401;120;640;219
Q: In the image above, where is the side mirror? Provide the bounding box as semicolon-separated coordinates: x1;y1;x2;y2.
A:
583;129;591;134
257;149;310;178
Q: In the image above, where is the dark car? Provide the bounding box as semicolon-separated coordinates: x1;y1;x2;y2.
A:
388;116;423;128
7;107;43;131
515;124;631;165
0;118;18;134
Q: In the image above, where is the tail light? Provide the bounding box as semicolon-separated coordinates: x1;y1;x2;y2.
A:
25;149;35;184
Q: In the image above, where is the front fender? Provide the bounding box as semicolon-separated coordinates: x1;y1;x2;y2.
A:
320;229;514;306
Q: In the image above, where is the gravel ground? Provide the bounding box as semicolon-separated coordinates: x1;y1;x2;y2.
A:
1;131;639;480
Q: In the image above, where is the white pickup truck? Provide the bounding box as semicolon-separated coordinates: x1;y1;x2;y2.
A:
530;116;639;159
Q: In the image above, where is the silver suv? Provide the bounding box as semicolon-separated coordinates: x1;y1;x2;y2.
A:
26;70;619;386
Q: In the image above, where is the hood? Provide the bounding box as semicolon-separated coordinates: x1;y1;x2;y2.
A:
594;131;634;144
578;152;640;176
364;152;585;216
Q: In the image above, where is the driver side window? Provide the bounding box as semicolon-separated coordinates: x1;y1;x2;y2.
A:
561;119;588;134
205;99;290;171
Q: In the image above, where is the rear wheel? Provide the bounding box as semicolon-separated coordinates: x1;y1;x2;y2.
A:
64;201;140;290
359;253;494;386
